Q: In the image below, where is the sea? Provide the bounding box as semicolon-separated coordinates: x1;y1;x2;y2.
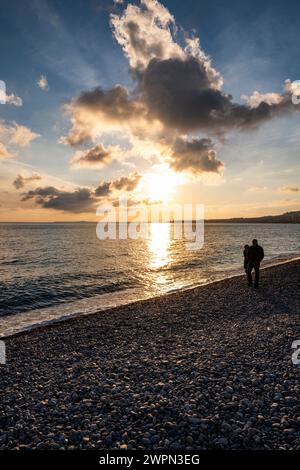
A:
0;222;299;336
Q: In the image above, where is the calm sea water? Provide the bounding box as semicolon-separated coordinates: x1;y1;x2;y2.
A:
0;223;299;335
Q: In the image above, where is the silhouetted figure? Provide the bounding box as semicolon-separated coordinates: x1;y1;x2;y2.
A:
247;239;264;288
243;244;249;272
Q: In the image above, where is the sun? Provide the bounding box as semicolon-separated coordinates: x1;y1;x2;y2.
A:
142;167;185;202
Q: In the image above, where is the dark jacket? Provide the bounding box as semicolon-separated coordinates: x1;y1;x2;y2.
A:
248;245;264;265
243;249;249;269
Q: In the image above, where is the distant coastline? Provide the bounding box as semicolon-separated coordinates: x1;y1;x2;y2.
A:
207;210;300;224
1;210;300;224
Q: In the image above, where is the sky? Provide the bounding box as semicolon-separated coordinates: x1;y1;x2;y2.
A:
0;0;300;221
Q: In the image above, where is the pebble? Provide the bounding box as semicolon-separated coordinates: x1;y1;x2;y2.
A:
1;260;299;450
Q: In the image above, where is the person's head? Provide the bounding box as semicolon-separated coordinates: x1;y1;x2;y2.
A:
252;239;258;246
244;244;249;250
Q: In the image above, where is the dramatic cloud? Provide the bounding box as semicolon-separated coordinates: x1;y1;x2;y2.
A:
280;186;300;193
22;186;97;213
138;56;294;134
61;85;148;147
21;172;142;213
61;0;298;178
110;0;294;132
13;173;42;189
71;144;115;168
110;0;185;72
168;138;224;175
37;75;49;90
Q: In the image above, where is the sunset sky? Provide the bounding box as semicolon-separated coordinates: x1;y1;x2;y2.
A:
1;0;300;221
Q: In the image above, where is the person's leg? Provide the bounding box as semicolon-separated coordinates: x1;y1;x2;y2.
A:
247;263;253;285
254;264;260;287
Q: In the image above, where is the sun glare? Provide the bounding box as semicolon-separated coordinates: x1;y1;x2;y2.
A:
142;169;184;202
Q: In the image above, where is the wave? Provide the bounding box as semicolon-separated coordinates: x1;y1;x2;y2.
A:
0;278;137;317
1;254;299;339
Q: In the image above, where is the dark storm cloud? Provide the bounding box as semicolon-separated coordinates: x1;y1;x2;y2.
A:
75;85;146;123
62;85;147;147
94;181;111;197
62;54;295;176
21;171;142;213
22;186;60;199
61;0;299;178
169;137;224;174
139;57;295;134
22;186;97;213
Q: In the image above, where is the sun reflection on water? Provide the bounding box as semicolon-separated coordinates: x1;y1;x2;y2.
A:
148;222;171;272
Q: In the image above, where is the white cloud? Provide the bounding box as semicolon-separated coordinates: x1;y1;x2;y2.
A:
0;121;40;150
242;91;282;108
110;0;184;71
6;93;23;107
37;74;49;90
8;124;40;147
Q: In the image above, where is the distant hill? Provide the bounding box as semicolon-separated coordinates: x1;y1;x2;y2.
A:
5;210;298;224
53;210;300;224
207;210;300;223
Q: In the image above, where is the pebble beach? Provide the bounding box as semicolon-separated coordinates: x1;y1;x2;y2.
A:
1;259;300;450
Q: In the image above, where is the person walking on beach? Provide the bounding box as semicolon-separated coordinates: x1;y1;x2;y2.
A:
243;244;249;272
247;239;264;288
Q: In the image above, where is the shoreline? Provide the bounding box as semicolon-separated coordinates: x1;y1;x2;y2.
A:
1;258;299;449
1;254;300;339
0;256;300;339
